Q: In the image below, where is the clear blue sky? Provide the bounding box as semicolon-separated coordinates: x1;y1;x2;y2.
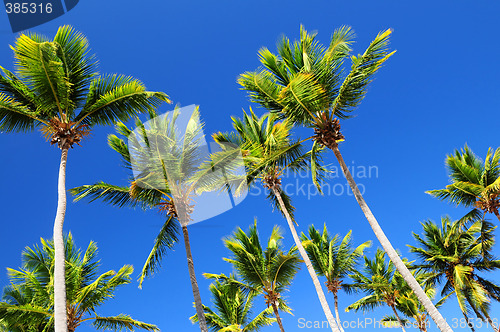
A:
0;1;499;331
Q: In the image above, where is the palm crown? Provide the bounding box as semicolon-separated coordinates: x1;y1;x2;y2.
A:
0;234;159;332
222;222;300;315
0;25;169;148
427;145;500;222
301;225;371;293
190;275;276;332
212;109;325;218
238;25;394;146
409;216;500;324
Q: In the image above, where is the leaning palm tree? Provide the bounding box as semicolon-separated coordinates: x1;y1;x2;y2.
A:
0;234;159;332
220;222;301;332
237;25;451;331
71;107;215;332
0;26;169;332
211;110;342;331
427;145;500;222
345;249;414;332
190;275;276;331
300;225;371;332
409;217;500;332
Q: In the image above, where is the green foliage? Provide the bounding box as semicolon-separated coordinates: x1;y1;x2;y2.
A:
238;25;394;127
0;25;169;139
211;108;328;219
300;225;371;288
0;234;159;331
409;216;500;320
427;145;500;219
222;221;300;314
190;275;276;332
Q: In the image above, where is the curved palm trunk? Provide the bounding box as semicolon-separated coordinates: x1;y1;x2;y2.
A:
271;187;341;332
271;302;286;332
54;147;69;332
181;225;208;332
329;144;453;332
333;292;345;332
390;305;407;332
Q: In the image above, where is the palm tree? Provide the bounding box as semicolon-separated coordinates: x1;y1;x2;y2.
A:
190;275;276;331
0;233;159;331
409;217;500;331
71;107;215;332
220;222;301;332
0;26;169;332
427;145;500;222
237;25;451;331
211;109;343;331
382;268;438;332
300;225;371;332
345;249;415;332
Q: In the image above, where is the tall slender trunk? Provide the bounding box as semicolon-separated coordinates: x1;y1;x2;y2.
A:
462;312;475;332
390;305;407;332
329;144;453;332
271;302;286;332
333;291;345;332
181;225;208;332
271;187;341;332
54;147;68;332
494;210;500;223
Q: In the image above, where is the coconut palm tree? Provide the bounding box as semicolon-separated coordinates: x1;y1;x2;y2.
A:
381;268;439;332
345;249;414;332
0;26;169;332
190;274;276;331
237;25;451;331
71;107;217;332
219;222;300;332
0;233;159;332
409;217;500;331
427;145;500;223
210;109;342;332
300;225;371;332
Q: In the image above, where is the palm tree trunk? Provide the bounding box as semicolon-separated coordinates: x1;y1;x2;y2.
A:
271;187;341;332
181;225;208;332
333;292;345;332
329;144;453;332
271;302;286;332
54;147;69;332
390;305;407;332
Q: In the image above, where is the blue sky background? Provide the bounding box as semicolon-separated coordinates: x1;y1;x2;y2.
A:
0;1;499;331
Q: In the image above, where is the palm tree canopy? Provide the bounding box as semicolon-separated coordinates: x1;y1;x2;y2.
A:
344;249;411;313
427;145;500;216
300;225;371;288
0;25;169;148
190;275;276;332
409;216;500;317
223;221;300;312
0;234;159;331
238;25;394;128
211;108;328;218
